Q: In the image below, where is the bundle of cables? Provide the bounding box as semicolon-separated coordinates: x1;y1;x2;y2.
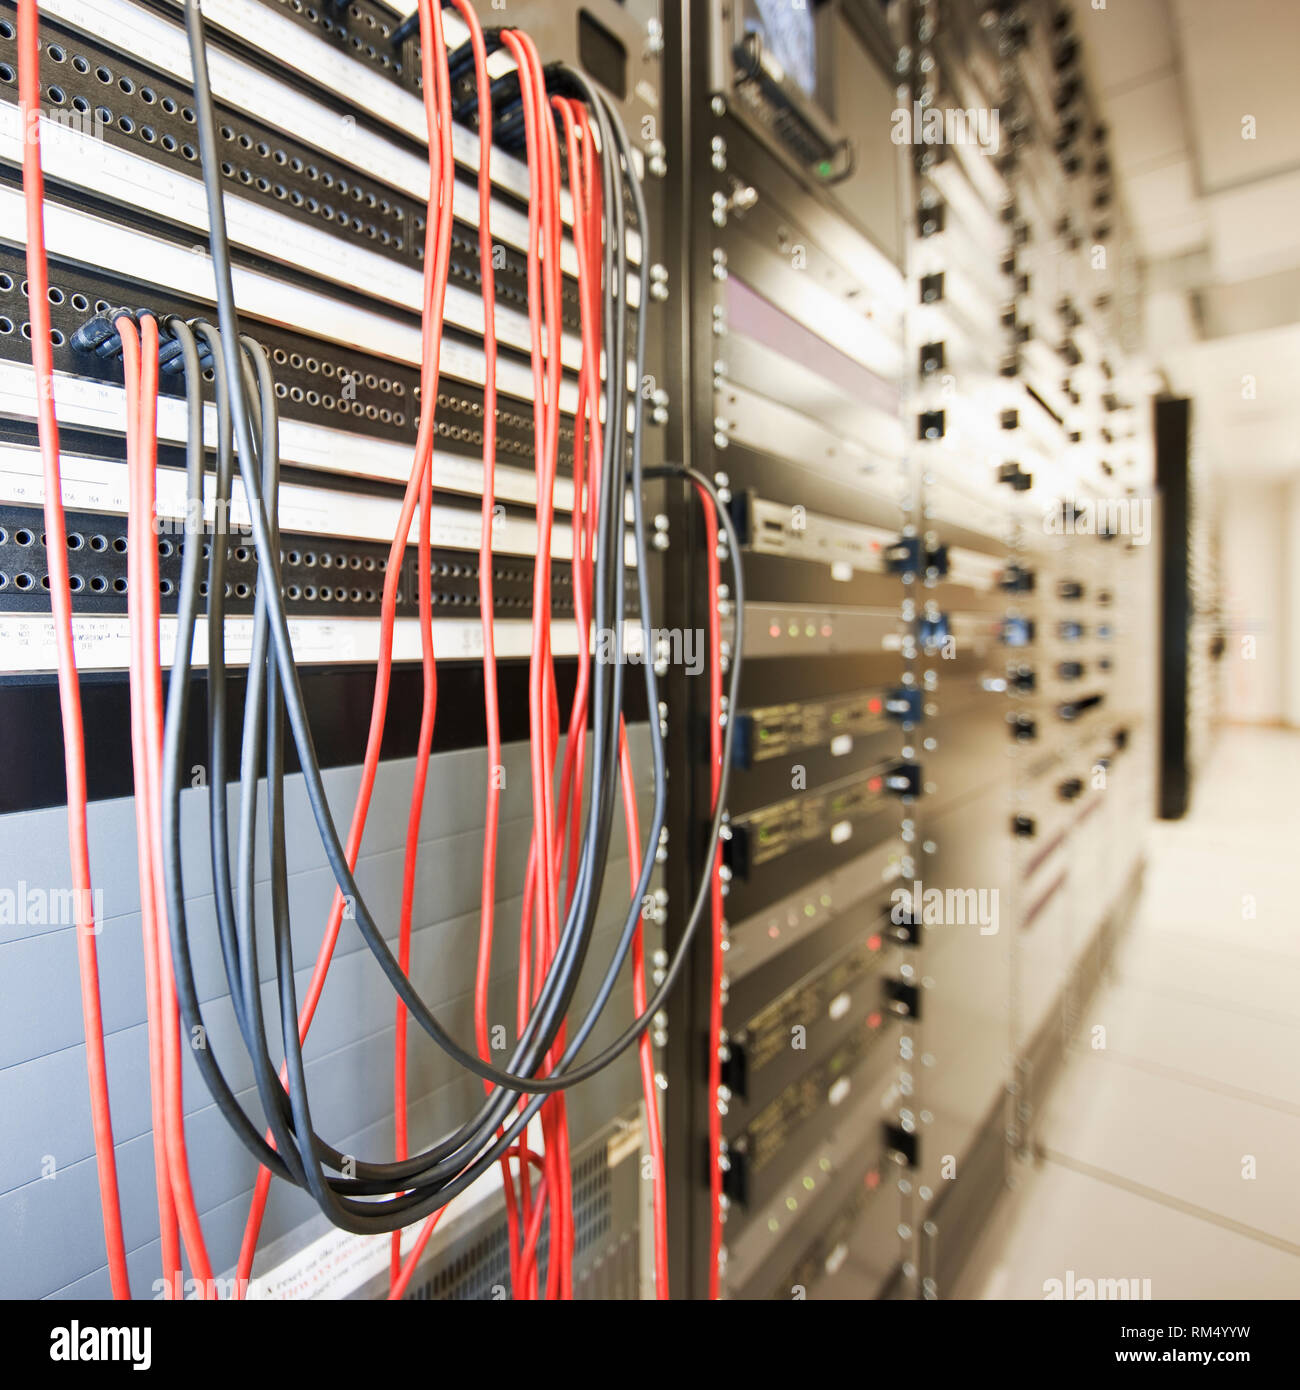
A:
21;0;741;1300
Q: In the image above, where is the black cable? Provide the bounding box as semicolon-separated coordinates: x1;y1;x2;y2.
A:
159;316;298;1183
167;2;742;1231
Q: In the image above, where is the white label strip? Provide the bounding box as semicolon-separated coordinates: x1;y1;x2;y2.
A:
0;440;587;557
0;612;595;672
0;439;642;561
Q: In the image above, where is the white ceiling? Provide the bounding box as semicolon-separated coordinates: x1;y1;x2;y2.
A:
1073;0;1300;477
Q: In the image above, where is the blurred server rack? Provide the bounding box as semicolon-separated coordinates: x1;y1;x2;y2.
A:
903;0;1156;1298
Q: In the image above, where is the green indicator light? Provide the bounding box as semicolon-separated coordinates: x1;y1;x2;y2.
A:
803;1176;816;1191
786;1197;798;1212
768;1218;780;1234
817;159;833;177
804;904;816;918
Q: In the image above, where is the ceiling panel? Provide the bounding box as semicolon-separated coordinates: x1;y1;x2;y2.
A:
1075;0;1176;93
1175;0;1300;193
1207;170;1300;282
1105;74;1190;175
1124;158;1206;259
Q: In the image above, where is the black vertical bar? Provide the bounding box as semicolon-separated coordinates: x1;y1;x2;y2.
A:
660;0;711;1301
1155;395;1191;819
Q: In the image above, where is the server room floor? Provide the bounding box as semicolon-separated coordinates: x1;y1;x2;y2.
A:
954;725;1300;1301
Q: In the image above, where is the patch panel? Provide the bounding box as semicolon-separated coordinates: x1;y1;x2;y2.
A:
744;602;903;658
728;490;898;575
0;245;584;493
723;1074;898;1296
731;688;900;768
0;12;590;326
724;932;893;1101
722;1012;898;1211
766;1156;887;1300
0;501;627;622
725;838;908;982
0;183;592;384
724;762;919;879
33;0;621;246
713;375;904;480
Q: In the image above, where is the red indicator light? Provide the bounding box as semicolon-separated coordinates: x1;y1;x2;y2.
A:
867;1011;882;1029
868;776;882;792
769;623;781;638
821;623;833;637
867;697;882;713
866;1170;880;1190
867;934;882;952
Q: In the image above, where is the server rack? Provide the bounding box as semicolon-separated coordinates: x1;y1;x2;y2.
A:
663;0;1158;1301
0;0;1167;1302
662;0;919;1301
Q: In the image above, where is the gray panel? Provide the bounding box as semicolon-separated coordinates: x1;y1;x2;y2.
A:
0;727;659;1298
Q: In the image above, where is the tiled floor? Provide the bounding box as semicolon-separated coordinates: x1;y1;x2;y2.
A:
954;726;1300;1300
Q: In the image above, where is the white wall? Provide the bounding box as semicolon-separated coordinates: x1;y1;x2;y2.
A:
1286;478;1300;728
1218;479;1287;724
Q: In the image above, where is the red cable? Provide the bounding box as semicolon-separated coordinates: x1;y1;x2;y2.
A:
550;97;600;928
19;0;131;1300
119;316;183;1297
389;0;453;1293
126;313;217;1297
502;27;568;1300
445;0;528;1299
388;1145;544;1301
